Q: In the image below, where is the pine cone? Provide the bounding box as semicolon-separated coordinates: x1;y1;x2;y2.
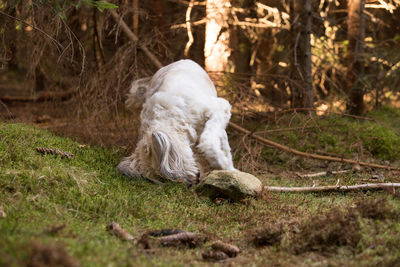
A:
36;147;74;159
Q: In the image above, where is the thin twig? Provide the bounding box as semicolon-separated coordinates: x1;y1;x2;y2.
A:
167;0;206;6
264;183;400;193
0;88;77;102
107;222;134;242
109;9;163;69
0;10;63;52
228;122;400;171
170;18;206;29
296;169;352;178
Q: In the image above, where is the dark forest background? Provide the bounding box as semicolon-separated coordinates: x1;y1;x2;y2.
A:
1;0;400;147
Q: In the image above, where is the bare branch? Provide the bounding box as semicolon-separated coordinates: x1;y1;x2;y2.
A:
0;10;64;52
109;9;163;69
171;18;206;29
167;0;206;6
296;170;352;178
107;222;134;242
264;183;400;193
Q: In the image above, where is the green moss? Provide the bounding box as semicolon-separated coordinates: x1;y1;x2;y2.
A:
1;123;400;266
358;123;400;160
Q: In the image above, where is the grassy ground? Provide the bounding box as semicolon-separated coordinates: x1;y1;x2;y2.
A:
1;109;400;266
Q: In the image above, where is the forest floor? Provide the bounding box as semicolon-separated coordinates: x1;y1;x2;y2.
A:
1;102;400;266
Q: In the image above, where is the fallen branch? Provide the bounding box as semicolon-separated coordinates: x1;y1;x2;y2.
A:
228;122;400;171
107;222;134;242
264;183;400;193
296;170;352;178
0;88;77;103
109;9;163;69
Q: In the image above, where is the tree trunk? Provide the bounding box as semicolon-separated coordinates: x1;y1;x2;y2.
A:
231;0;254;74
289;0;313;108
204;0;231;72
346;0;365;115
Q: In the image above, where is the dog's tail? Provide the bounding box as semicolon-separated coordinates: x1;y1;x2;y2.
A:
126;77;151;111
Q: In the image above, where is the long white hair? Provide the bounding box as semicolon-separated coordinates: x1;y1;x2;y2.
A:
117;60;236;184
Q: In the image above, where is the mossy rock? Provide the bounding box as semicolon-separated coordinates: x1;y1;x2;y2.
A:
195;170;262;201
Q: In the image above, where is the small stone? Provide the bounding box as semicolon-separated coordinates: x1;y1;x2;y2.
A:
196;170;262;201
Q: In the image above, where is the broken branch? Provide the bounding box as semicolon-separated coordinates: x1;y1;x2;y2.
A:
109;10;163;69
264;183;400;193
228;122;400;171
107;222;134;242
0;88;77;103
296;170;352;178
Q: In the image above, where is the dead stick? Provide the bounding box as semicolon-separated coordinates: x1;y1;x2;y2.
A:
264;183;400;193
109;9;163;69
0;88;77;103
107;222;134;242
228;122;400;171
296;170;352;178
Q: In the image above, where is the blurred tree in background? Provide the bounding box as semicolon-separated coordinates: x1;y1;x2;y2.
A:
1;0;400;122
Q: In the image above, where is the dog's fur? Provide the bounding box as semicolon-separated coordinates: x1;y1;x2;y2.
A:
117;60;236;184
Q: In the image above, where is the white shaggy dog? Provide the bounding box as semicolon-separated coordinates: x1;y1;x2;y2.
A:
117;59;236;184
